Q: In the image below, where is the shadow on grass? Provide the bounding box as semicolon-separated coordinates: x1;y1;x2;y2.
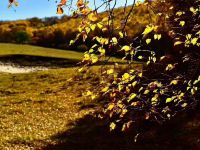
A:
42;109;200;150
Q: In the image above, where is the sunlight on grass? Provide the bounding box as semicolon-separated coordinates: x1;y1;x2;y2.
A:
0;43;84;60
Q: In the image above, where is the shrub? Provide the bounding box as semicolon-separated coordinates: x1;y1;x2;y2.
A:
15;31;30;44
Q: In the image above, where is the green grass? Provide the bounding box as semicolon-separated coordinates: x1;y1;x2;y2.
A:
0;43;84;61
0;43;125;65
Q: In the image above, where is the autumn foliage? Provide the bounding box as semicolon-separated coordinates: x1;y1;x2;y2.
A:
67;0;200;132
6;0;200;133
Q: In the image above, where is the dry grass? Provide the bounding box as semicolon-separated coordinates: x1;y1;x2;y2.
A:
0;67;101;149
0;65;199;150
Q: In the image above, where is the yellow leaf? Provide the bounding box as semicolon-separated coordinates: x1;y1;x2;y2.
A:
107;103;114;110
97;23;103;29
190;7;198;14
91;55;98;63
179;21;185;27
14;1;19;6
91;95;96;100
191;38;198;45
128;93;137;102
178;92;184;99
122;73;130;80
121;45;131;51
86;90;92;96
170;80;178;85
166;64;175;71
110;122;116;131
90;24;96;31
84;53;90;61
181;103;187;107
88;12;98;22
196;31;200;35
107;69;114;75
146;38;151;44
98;47;105;55
138;73;143;77
57;6;64;14
139;87;143;92
166;98;173;103
69;40;74;45
138;56;143;59
160;56;166;60
157;34;162;40
193;80;199;85
186;34;192;40
174;41;183;46
102;87;109;92
111;37;118;45
191;88;197;95
176;11;185;16
144;90;150;95
132;81;137;87
119;32;124;38
154;34;158;40
142;25;154;35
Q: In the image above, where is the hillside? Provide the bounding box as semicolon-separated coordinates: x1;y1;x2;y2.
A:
0;4;157;51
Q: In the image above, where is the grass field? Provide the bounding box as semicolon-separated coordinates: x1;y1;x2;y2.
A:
0;43;84;60
0;43;125;67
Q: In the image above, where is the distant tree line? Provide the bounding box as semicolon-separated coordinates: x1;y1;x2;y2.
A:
0;4;172;56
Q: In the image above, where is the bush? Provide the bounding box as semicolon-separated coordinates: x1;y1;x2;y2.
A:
15;31;30;44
